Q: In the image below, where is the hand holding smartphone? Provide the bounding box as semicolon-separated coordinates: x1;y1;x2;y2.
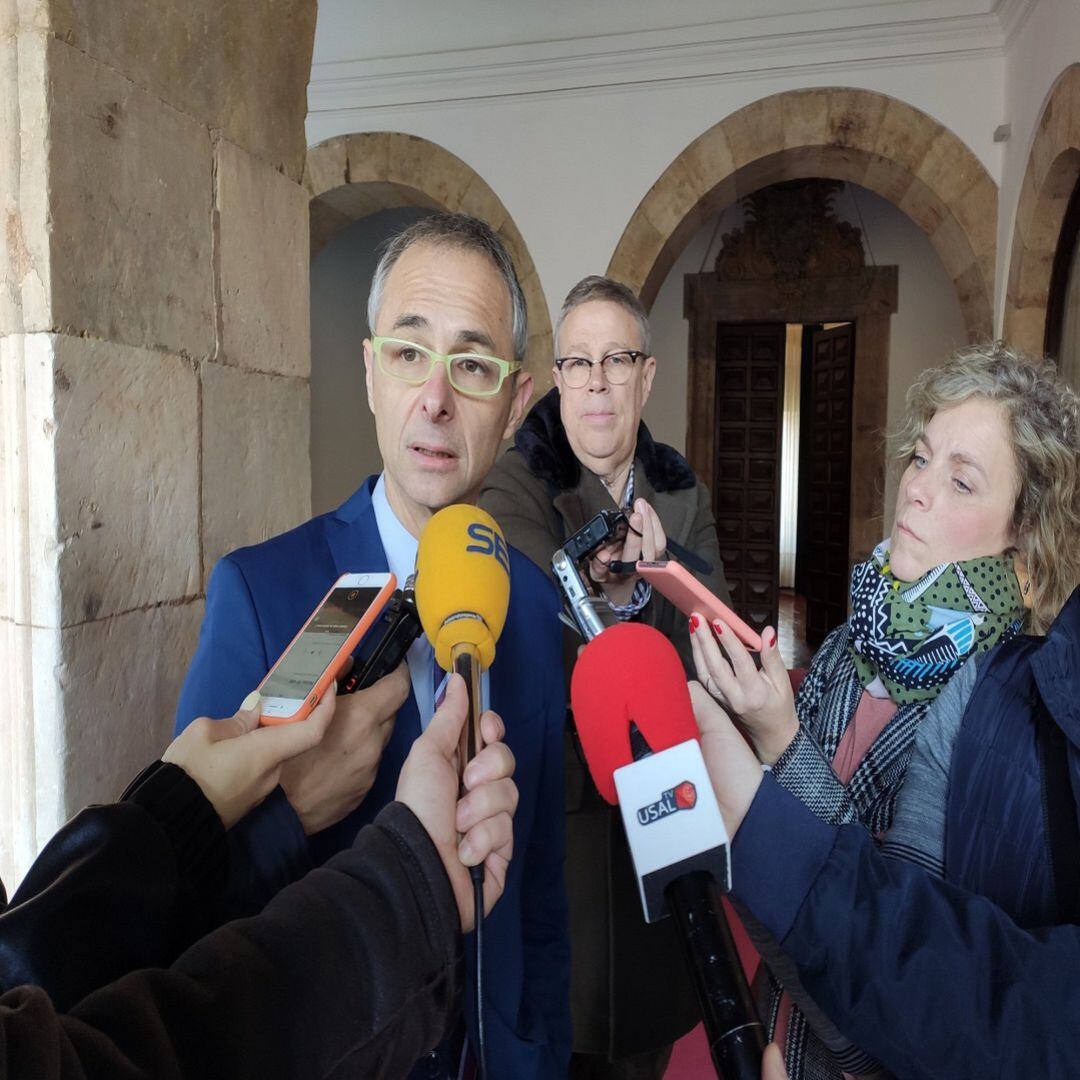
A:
257;572;397;725
636;560;762;652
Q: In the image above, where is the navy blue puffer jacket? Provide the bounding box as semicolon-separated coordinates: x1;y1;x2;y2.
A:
946;586;1080;927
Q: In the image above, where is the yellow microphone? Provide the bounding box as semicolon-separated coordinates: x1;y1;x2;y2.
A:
415;504;511;775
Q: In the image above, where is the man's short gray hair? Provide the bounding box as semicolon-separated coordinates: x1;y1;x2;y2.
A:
367;212;528;364
554;275;651;356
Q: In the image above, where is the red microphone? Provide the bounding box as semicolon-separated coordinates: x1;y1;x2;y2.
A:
571;620;698;805
571;622;765;1080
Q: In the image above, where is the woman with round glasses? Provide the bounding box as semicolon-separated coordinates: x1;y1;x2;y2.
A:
480;275;731;1080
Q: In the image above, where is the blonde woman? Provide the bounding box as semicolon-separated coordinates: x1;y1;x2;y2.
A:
691;345;1080;1078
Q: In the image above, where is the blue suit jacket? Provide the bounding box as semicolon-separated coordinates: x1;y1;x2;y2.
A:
175;477;571;1077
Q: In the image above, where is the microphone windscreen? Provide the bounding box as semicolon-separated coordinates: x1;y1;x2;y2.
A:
415;504;511;670
571;622;698;805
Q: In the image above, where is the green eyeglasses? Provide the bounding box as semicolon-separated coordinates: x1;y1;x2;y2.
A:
372;337;520;398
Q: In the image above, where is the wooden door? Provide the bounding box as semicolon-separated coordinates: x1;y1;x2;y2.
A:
803;322;855;647
712;323;784;638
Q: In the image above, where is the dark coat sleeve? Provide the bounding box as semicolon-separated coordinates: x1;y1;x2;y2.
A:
0;803;462;1080
0;765;227;1012
732;775;1080;1080
478;450;566;581
174;554;312;914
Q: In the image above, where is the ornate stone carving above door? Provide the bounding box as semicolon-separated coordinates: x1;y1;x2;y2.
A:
714;179;866;292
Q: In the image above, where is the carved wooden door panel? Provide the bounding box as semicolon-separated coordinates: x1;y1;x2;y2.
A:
804;322;855;647
712;322;784;638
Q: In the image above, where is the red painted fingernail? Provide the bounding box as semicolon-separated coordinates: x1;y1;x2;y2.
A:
713;620;723;636
689;615;700;632
766;629;776;647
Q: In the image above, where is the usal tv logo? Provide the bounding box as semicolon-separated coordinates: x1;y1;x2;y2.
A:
636;781;697;826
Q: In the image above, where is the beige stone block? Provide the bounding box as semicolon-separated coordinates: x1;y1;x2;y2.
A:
680;125;736;196
385;134;473;212
315;180;436;223
201;362;310;582
218;139;310;378
497;221;538;296
45;38;215;355
1004;303;1048;356
346;131;395;186
458;174;511;236
950;173;998;263
1015;247;1055;307
519;268;551;339
725;96;785;169
950;262;994;340
527;332;555;395
915;130;984;211
781;90;830;150
929;214;977;282
861;157;914;207
872;98;941;174
642;157;705;240
0;28;50;336
44;335;200;626
898;177;948;237
304;135;349;201
696;174;738;220
606;212;666;299
826;89;887;151
50;1;315;180
60;601;203;815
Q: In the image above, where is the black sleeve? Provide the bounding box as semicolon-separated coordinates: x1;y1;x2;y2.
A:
0;802;462;1080
0;763;227;1011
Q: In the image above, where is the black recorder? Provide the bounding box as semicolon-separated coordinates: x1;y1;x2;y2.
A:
552;509;631;642
339;575;423;694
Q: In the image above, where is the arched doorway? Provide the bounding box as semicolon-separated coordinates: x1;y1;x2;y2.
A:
607;88;995;634
1003;64;1080;367
608;88;996;338
306;132;551;377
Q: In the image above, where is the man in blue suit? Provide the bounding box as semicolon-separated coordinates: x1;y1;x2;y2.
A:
175;213;571;1078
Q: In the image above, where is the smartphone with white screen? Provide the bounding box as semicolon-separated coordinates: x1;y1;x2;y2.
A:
258;572;396;725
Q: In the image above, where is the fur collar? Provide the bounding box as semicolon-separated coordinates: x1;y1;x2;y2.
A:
512;388;697;494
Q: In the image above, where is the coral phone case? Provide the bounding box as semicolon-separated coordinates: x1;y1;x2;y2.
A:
258;573;397;725
636;560;762;651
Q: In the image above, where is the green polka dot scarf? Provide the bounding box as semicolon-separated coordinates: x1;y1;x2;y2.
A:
848;538;1027;705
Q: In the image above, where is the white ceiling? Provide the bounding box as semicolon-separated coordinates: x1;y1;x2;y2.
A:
312;0;1014;66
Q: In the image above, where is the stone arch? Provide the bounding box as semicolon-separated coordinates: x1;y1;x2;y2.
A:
1003;65;1080;355
305;132;551;382
607;88;997;339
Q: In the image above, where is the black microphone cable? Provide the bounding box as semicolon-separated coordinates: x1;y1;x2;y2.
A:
471;863;487;1079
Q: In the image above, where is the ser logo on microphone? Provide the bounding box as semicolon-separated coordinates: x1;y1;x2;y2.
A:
636;780;697;826
465;522;511;575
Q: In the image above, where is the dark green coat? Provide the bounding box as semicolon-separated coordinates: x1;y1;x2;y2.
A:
480;388;731;1059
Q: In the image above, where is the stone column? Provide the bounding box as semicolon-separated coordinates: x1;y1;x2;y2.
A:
0;0;316;887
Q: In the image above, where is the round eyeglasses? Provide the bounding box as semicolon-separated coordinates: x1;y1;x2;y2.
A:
372;337;520;398
554;350;646;389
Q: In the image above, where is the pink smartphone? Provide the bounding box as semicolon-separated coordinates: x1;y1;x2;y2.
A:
636;560;763;651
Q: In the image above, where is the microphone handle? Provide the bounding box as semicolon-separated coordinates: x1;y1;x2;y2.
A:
666;871;766;1080
450;641;484;790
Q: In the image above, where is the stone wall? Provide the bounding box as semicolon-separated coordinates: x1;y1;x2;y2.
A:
0;0;317;887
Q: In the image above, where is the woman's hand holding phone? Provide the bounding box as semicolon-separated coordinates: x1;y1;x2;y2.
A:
689;613;798;765
279;663;410;835
163;687;337;829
